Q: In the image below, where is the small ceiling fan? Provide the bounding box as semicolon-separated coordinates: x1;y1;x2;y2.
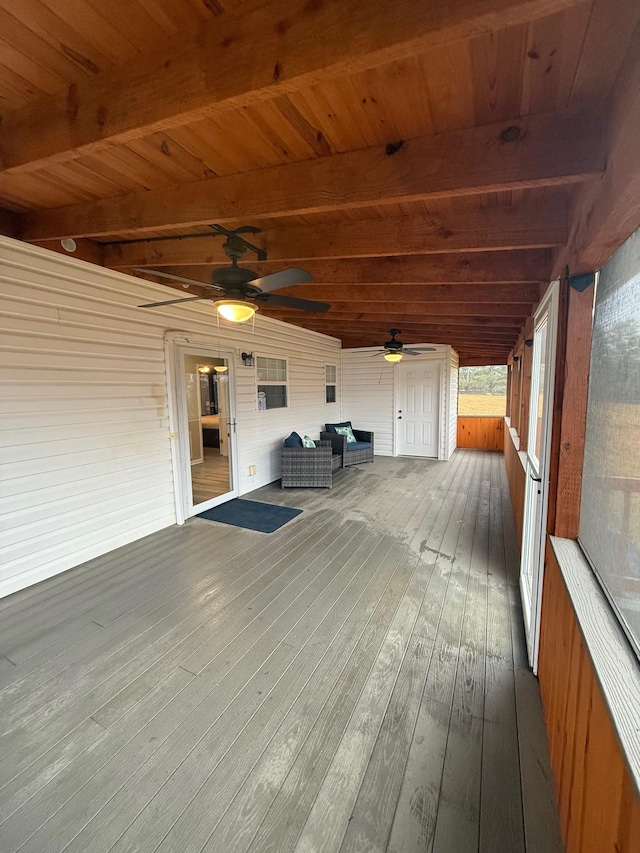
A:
135;224;329;322
373;329;437;362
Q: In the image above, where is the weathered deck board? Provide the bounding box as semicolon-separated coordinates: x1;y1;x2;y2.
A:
0;451;562;853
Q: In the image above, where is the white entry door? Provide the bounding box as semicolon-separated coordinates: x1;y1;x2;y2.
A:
520;281;559;673
396;361;440;457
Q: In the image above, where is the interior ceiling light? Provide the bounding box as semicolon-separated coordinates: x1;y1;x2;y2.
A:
384;352;403;362
60;238;77;252
198;366;211;374
213;299;257;323
213;365;228;373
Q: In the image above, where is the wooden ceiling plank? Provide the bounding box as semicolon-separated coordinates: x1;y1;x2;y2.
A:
557;19;640;273
1;0;591;174
19;110;592;239
0;0;113;76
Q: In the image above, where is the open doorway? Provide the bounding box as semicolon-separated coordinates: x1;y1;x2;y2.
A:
167;337;239;522
185;354;232;506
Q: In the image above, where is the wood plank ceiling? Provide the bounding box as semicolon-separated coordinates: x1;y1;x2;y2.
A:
1;0;639;364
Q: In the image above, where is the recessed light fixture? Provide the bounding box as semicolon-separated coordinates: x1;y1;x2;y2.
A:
60;238;77;253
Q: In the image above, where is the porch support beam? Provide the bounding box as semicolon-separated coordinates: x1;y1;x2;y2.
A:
21;110;602;241
104;217;563;268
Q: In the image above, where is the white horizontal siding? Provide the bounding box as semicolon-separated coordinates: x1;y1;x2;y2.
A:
340;350;395;455
0;236;340;597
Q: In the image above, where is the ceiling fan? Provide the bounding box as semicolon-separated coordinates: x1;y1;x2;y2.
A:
135;224;330;322
373;329;437;362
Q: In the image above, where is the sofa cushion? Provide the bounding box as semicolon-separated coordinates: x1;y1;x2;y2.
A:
302;435;316;448
324;421;352;433
346;440;372;452
283;431;303;448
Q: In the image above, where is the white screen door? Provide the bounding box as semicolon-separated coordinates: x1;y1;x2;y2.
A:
396;361;440;457
520;281;559;672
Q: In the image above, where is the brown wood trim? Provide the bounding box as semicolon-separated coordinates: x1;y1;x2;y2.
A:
456;416;504;451
538;546;640;853
504;425;526;548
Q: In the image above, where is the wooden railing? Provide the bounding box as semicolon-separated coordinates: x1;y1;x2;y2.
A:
457;416;504;451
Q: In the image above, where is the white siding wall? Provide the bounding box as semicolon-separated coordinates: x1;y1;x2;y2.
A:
447;347;459;460
340;345;452;458
340;350;395;455
0;237;340;597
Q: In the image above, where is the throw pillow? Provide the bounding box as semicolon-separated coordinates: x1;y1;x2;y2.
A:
302;435;316;448
324;421;352;433
335;425;356;443
283;431;303;448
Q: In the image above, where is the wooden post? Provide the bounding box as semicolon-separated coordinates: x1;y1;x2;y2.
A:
546;276;595;538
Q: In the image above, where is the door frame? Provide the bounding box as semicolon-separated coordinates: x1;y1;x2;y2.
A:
393;354;446;459
164;332;239;524
519;280;559;672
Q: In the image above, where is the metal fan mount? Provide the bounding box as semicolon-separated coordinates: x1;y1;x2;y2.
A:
372;328;437;358
135;224;330;314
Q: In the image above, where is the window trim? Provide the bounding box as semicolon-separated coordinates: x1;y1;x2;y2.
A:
255;354;289;412
325;363;337;405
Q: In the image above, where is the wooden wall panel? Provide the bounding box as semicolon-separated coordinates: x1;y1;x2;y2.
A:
456;416;504;451
504;425;526;548
538;548;640;853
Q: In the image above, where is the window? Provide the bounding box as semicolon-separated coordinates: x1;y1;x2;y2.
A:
256;356;288;410
325;364;337;404
579;227;640;659
457;365;507;416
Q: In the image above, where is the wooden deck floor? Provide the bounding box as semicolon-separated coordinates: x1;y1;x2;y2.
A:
0;450;563;853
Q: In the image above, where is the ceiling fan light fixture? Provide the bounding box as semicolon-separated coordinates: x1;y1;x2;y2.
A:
213;299;257;323
384;352;403;362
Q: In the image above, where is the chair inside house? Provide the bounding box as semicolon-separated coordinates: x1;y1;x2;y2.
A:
321;421;374;468
281;432;342;489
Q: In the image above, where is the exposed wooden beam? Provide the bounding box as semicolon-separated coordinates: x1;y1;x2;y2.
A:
286;320;519;335
262;302;528;317
32;239;104;266
266;284;541;303
0;0;589;175
264;314;522;329
105;213;564;267
21;109;603;241
149;253;551;288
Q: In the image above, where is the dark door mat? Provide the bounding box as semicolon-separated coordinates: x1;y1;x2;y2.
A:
196;498;302;533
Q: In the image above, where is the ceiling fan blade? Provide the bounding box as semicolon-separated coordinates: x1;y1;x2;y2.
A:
255;293;330;313
249;267;313;293
138;295;213;308
133;267;221;291
404;347;437;355
369;350;387;356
